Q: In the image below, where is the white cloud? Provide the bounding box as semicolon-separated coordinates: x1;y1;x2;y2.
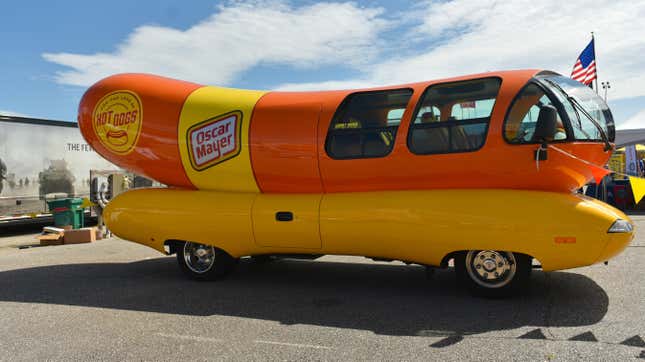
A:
274;78;377;91
43;0;645;107
277;0;645;104
618;110;645;130
0;110;28;117
42;1;388;87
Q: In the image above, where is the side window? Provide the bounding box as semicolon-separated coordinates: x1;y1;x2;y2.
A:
416;106;441;123
386;108;405;126
504;83;567;143
450;99;496;120
326;89;412;159
408;78;501;155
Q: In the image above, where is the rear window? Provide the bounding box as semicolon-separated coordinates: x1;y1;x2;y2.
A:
325;89;412;159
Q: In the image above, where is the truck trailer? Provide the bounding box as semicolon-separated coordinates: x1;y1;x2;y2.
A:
0;115;119;226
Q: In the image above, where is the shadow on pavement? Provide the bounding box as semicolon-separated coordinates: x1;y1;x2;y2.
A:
0;257;608;337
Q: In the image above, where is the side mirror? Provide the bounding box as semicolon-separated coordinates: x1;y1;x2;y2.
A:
531;105;558;143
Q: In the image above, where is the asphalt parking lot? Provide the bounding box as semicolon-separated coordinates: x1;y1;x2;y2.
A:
0;217;643;361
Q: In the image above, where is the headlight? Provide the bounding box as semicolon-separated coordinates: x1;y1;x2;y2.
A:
607;219;633;233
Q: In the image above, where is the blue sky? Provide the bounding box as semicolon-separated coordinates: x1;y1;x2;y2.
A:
1;0;644;128
0;0;220;120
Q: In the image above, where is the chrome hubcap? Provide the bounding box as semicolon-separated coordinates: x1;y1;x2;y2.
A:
183;242;216;274
466;250;516;288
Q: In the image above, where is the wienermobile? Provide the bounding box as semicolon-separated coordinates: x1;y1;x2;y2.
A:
78;70;633;296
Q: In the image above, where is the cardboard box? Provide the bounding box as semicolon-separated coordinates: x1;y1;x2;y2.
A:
63;227;96;244
37;226;65;246
37;233;63;246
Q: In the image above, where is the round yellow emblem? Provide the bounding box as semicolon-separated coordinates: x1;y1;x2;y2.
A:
92;91;143;155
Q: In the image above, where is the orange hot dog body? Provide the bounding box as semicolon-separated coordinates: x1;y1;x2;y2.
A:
78;71;611;194
78;73;201;188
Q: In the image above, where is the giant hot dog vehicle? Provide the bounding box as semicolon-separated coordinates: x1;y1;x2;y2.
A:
78;70;633;296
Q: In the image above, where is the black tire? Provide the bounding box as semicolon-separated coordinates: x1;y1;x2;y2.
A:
176;241;236;281
455;250;531;298
250;255;275;264
425;266;436;280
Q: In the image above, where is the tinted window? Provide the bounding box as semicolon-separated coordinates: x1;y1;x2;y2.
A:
450;99;496;120
386;108;405;126
326;89;412;159
408;78;500;154
504;83;568;143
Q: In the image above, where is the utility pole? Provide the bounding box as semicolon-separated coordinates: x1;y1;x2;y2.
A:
601;81;611;102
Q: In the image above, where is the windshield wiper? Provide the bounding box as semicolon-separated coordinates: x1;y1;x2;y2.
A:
568;96;612;151
543;79;612;151
566;96;593;139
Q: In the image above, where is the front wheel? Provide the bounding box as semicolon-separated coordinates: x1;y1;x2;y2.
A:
176;241;236;281
455;250;531;298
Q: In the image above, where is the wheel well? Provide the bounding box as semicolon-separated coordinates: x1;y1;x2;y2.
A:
164;240;185;255
163;240;237;260
440;250;539;268
440;251;465;268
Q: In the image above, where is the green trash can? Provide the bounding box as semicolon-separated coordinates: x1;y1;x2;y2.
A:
47;198;85;229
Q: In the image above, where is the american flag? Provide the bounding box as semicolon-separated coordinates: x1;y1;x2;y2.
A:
571;38;596;86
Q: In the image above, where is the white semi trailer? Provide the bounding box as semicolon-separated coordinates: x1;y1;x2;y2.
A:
0;116;120;225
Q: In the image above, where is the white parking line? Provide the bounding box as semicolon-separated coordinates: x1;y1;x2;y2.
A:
156;333;333;350
254;340;333;350
156;332;225;343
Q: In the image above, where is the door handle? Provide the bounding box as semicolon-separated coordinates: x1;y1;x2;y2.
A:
275;211;293;222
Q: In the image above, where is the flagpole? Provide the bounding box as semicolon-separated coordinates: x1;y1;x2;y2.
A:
592;31;599;94
590;31;605;198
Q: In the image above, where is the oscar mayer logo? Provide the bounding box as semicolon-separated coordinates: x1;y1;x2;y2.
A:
187;110;242;171
92;91;142;155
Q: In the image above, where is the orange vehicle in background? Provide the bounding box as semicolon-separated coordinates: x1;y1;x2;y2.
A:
77;70;633;297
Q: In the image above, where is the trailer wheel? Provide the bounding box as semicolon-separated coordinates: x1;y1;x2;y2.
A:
177;241;236;281
455;250;531;298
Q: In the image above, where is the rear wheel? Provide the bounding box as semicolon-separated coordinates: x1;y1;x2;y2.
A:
176;241;236;281
455;250;531;297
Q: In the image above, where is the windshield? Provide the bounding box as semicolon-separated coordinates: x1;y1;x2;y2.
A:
538;75;615;142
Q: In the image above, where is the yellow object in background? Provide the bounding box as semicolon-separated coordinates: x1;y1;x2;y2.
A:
80;198;95;209
629;176;645;204
608;153;626;180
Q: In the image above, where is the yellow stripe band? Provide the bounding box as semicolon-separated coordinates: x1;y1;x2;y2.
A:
178;86;266;192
